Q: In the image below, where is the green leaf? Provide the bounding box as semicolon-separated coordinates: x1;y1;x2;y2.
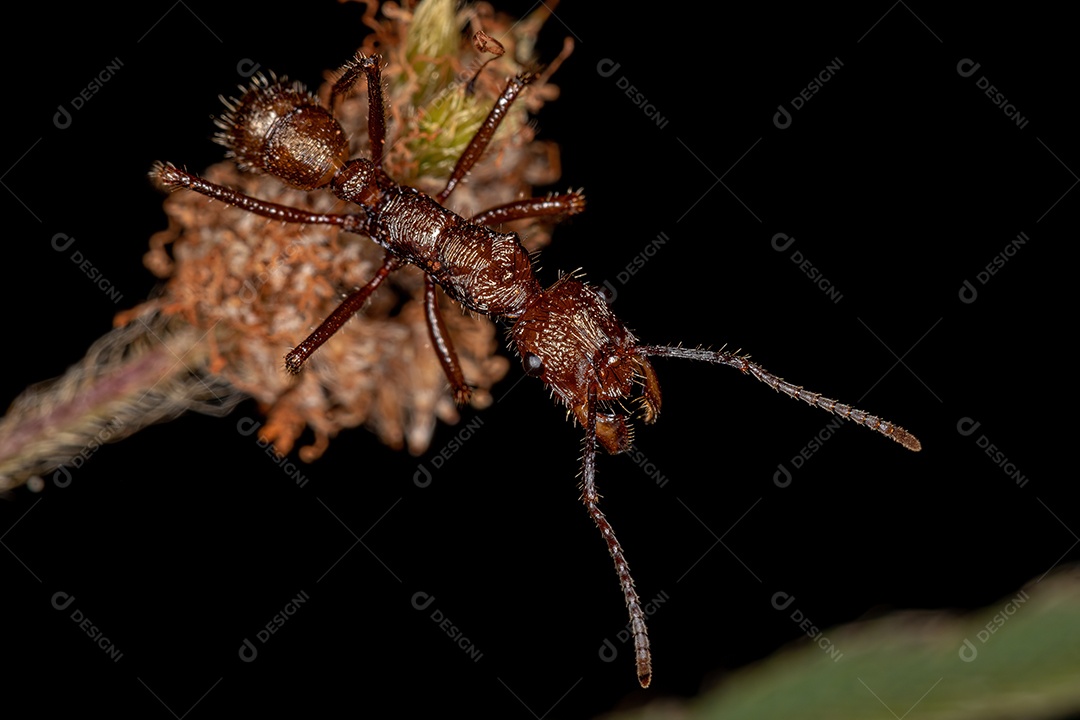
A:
604;569;1080;720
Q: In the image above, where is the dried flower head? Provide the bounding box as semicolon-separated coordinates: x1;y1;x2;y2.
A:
0;0;569;489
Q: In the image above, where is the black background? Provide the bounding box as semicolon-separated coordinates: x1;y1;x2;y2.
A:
0;2;1071;718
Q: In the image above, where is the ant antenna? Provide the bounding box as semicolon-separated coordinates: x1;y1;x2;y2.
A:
641;345;921;451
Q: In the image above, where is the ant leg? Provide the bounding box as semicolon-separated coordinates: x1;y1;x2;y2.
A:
641;345;922;451
285;253;401;374
581;385;653;688
436;72;536;203
424;276;472;404
469;191;586;227
329;54;386;167
152;163;369;234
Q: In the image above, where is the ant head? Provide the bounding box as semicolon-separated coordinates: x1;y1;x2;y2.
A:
215;76;348;191
511;277;662;454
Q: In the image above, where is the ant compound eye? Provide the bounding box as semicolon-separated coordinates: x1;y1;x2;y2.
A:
523;352;545;377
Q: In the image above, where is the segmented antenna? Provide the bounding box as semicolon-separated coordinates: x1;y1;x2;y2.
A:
641;345;921;452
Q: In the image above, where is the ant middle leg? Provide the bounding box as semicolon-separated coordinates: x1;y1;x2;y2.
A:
469;191;586;227
150;163;401;375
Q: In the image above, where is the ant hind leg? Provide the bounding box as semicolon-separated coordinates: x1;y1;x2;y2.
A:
423;276;472;404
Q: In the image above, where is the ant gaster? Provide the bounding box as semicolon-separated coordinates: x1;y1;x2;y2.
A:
152;49;921;689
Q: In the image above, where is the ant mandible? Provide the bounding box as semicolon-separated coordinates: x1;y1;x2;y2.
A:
152;48;920;689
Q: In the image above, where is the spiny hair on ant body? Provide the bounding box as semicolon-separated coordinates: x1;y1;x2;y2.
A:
152;46;920;689
213;73;330;181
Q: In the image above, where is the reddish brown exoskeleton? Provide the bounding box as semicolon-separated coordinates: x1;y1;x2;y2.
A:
152;49;920;689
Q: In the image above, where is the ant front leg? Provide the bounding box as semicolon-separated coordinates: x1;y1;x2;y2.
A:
151;163;368;235
581;385;653;688
329;54;386;167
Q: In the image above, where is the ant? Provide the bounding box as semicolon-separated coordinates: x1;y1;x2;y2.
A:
152;46;920;689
